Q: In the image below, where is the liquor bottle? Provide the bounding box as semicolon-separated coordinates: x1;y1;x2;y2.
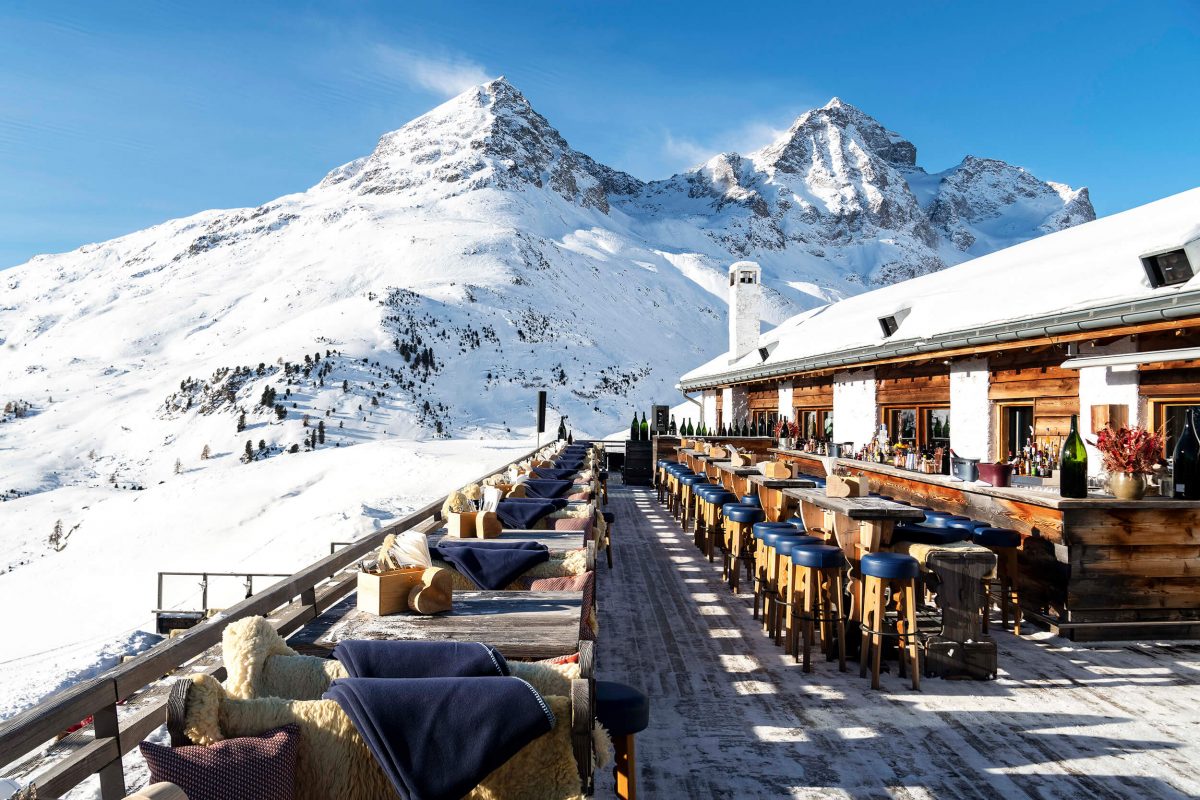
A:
640;412;649;439
1059;414;1088;498
1172;407;1200;499
630;411;639;441
669;415;677;436
687;418;695;436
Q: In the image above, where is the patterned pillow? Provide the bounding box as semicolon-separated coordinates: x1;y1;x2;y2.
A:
529;572;597;640
553;516;592;534
140;724;299;800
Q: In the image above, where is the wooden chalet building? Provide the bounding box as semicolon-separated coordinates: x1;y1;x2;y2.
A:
678;187;1200;639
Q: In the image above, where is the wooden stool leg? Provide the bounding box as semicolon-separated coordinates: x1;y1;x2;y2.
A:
904;581;920;691
802;567;817;672
783;561;796;652
858;578;871;680
614;732;636;800
833;571;847;672
870;580;885;690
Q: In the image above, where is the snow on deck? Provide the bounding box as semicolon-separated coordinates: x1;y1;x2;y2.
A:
593;482;1200;799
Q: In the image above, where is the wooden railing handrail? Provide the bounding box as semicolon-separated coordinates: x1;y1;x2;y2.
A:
0;442;548;797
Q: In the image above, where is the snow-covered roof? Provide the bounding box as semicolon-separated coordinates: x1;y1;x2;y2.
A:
681;187;1200;389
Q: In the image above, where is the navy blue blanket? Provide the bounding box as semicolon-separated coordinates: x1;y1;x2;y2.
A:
334;640;508;679
436;540;550;589
496;498;562;529
554;458;585;470
533;467;577;480
522;479;573;498
325;677;554;800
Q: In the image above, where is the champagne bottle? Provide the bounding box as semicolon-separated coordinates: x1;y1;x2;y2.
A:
1059;414;1088;498
1172;407;1200;499
630;411;639;441
640;412;649;439
669;415;677;436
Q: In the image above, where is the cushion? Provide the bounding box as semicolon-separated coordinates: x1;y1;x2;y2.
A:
596;681;650;737
722;504;765;524
892;523;971;546
973;527;1022;548
760;530;805;548
141;724;299;800
739;493;762;507
567;492;591;502
554;516;592;532
921;513;970;529
706;491;739;506
790;544;846;569
775;536;822;557
860;552;920;580
752;521;799;539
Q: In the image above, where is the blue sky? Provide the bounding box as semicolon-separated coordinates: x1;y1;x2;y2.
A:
1;0;1197;268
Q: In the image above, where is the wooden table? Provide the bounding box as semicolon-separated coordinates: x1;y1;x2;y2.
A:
747;475;818;522
428;529;594;570
712;462;762;497
289;591;584;660
783;489;925;620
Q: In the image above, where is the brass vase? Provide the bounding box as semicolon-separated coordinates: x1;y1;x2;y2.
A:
1109;472;1146;501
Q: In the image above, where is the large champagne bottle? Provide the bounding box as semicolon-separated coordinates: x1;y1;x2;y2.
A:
1059;414;1088;498
1172;407;1200;499
640;412;650;439
669;415;677;436
686;418;695;436
630;411;639;441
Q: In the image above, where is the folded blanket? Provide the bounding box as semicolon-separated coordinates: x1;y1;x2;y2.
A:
522;479;574;499
435;540;551;590
533;467;578;480
496;498;563;529
324;677;554;800
554;458;585;471
334;640;508;679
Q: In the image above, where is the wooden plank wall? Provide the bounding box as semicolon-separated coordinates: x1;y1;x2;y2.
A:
989;364;1080;439
1137;360;1200;397
747;384;778;411
791;375;834;409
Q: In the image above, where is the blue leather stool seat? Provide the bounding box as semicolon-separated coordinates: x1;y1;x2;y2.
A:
596;680;650;737
861;552;920;580
776;535;822;557
974;527;1021;548
680;474;706;487
922;513;970;529
602;511;615;524
740;493;762;508
707;491;739;507
892;523;971;545
752;521;800;539
787;515;807;531
722;504;765;524
693;485;720;499
945;519;989;533
879;495;895;502
759;529;804;548
790;544;846;569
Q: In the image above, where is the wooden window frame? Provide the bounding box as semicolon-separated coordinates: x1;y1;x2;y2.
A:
879;404;950;450
792;406;833;440
1149;397;1200;457
995;401;1035;462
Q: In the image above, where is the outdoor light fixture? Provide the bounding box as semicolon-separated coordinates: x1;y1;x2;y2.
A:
878;315;899;337
1141;237;1199;288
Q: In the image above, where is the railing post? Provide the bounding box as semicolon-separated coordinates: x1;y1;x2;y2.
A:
93;702;125;799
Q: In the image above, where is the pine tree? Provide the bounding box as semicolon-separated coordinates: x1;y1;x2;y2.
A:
50;519;63;550
317;421;325;444
174;458;182;475
201;444;211;460
275;404;287;420
244;440;254;462
237;410;246;433
342;380;350;393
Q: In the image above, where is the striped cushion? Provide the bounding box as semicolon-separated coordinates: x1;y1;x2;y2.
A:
528;572;597;640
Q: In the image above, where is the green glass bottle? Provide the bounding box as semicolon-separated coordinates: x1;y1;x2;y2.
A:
686;418;695;436
1059;414;1088;498
630;411;639;441
640;412;649;439
669;415;677;436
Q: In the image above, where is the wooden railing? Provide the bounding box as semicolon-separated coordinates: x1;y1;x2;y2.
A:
0;445;542;799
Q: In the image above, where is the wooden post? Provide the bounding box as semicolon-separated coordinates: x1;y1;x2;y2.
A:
93;701;125;799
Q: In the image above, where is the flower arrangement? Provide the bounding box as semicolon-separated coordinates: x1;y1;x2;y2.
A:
788;419;800;439
774;418;786;438
1091;426;1163;474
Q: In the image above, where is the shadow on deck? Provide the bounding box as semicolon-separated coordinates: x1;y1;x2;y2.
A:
593;481;1200;799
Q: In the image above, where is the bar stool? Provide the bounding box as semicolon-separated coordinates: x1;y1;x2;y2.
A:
891;523;971;546
740;491;762;508
602;511;615;568
698;489;738;561
922;513;970;529
770;535;823;645
973;527;1023;635
596;680;650;800
751;522;802;621
721;503;764;593
668;469;695;518
786;544;848;671
679;474;712;531
859;552;922;690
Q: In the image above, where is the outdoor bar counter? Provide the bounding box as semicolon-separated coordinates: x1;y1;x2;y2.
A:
770;447;1200;640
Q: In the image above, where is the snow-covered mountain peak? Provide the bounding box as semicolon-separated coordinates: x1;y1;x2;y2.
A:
757;97;918;172
319;77;641;211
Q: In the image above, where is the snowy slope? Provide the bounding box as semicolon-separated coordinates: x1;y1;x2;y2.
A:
0;79;1093;731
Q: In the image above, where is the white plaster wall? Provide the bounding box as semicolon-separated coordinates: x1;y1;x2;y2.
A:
721;387;733;428
728;386;749;425
1077;337;1140;475
701;390;719;430
832;370;877;448
777;380;794;419
728;262;761;363
950;357;991;461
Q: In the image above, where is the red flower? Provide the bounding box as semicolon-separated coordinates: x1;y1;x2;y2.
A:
1090;426;1163;474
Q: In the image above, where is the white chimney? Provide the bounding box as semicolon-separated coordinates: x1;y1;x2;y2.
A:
728;261;761;364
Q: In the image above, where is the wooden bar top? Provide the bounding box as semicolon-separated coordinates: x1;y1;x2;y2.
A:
712;462;761;477
289;591;583;660
782;488;927;521
746;474;818;490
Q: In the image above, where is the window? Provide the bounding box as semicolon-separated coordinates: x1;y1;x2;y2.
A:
879;315;899;337
998;404;1033;458
793;407;833;440
1152;399;1200;457
880;405;949;449
1142;248;1194;288
753;410;778;435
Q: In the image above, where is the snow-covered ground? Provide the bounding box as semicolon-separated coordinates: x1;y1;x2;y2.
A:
0;435;536;721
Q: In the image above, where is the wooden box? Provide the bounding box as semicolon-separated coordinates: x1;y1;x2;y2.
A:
357;566;425;615
447;511;479;538
826;475;867;497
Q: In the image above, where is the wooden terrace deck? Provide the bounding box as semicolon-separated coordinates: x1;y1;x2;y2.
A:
593;480;1200;799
